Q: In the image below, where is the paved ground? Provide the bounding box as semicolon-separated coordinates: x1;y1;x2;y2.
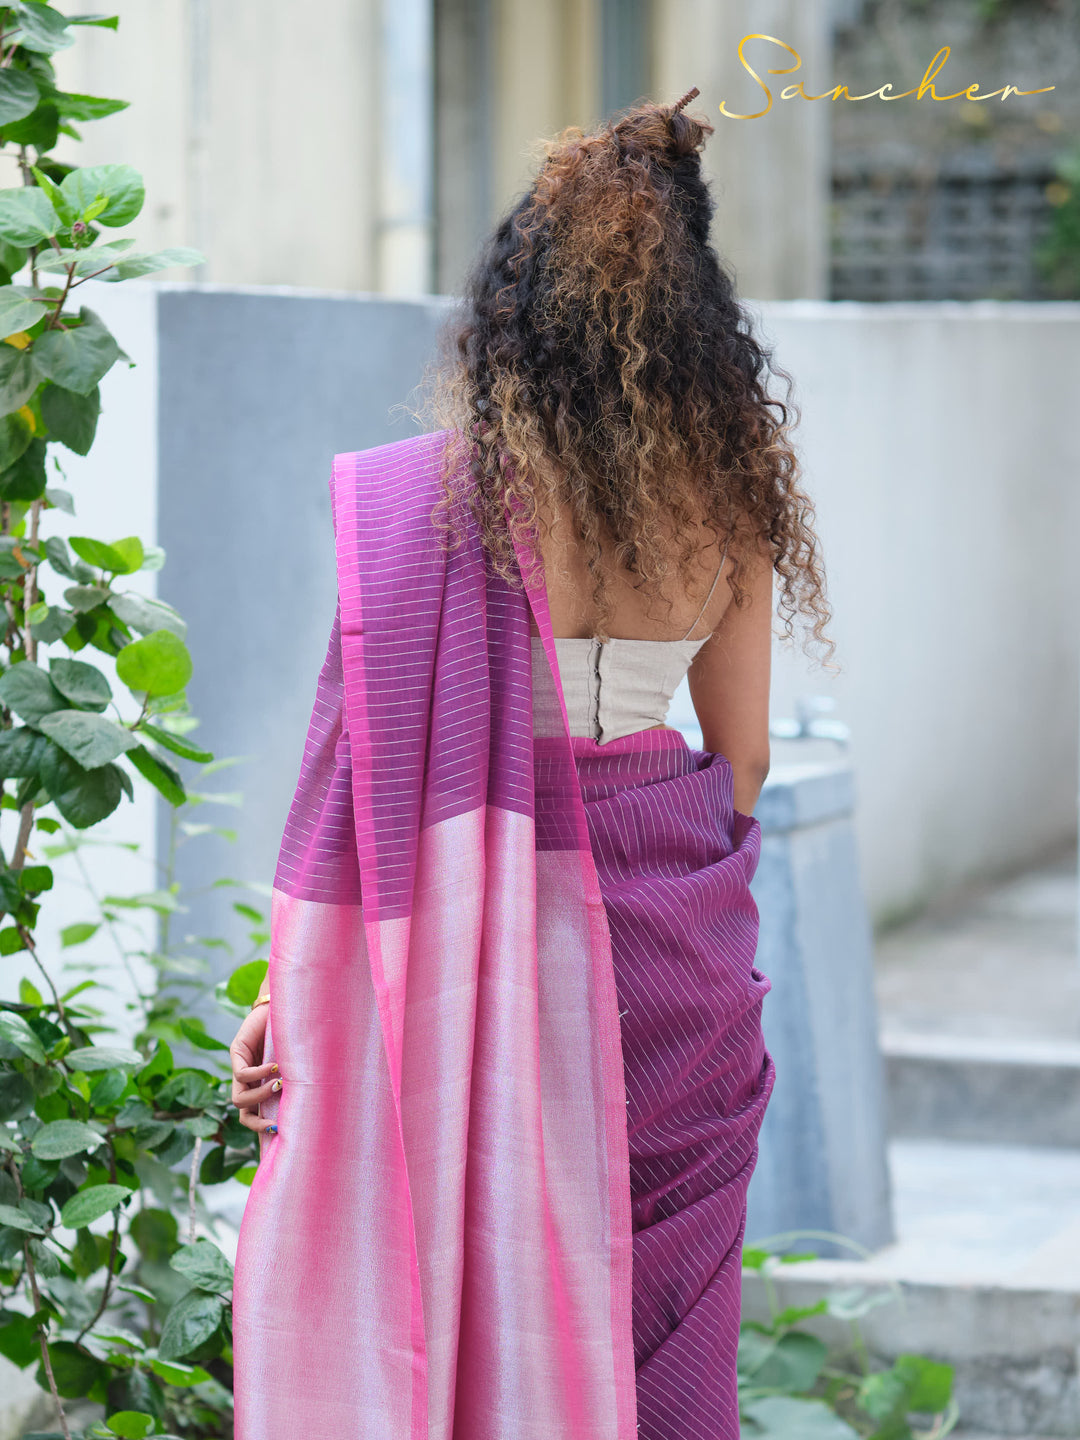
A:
874;847;1079;1043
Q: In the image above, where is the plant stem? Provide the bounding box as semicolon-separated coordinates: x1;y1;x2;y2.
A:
10;499;43;871
848;1317;872;1377
61;825;152;1016
15;921;73;1038
188;1135;203;1243
6;1156;72;1440
24;496;40;661
74;1205;121;1345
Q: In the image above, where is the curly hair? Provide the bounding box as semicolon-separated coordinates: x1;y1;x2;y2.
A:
427;92;832;658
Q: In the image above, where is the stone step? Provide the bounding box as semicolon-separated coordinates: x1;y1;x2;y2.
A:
743;1137;1080;1437
882;1030;1080;1146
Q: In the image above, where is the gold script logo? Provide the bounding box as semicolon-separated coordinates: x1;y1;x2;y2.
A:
718;34;1055;119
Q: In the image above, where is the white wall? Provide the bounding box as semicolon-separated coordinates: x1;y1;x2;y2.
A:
756;300;1080;921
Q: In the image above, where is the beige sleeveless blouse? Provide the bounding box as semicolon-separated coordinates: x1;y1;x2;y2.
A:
533;551;725;745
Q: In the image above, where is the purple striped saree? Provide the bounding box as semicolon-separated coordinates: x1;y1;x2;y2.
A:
232;430;774;1440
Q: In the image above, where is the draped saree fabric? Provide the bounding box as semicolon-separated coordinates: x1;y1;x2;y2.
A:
231;430;773;1440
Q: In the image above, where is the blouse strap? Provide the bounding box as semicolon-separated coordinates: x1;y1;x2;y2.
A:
680;538;730;642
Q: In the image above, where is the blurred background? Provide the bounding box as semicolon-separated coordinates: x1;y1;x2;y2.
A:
43;0;1080;927
4;3;1077;1434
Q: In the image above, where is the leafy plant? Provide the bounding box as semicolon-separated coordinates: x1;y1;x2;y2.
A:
740;1239;960;1439
0;6;272;1438
1037;142;1080;300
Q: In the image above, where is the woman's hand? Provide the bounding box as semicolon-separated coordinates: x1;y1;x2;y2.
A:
229;999;280;1134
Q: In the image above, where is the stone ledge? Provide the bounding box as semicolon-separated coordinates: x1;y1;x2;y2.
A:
883;1030;1080;1147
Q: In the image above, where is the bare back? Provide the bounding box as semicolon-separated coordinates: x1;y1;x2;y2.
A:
539;497;774;814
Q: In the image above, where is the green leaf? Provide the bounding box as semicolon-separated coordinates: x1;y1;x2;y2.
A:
148;1356;211;1387
0;1069;33;1121
744;1329;827;1394
60;1181;132;1229
858;1355;952;1420
40;744;124;826
89;1068;127;1109
11;2;75;54
0;661;66;723
19;977;42;1007
0;435;47;500
100;247;204;282
103;888;178;913
138;723;209;762
64;583;112;612
129;1206;177;1263
38;710;137;768
44;485;74;515
0;726;48;779
179;1018;229;1052
0;342;38;412
66;1046;143;1072
170;1238;234;1293
109;592;186;640
0;862;23;913
226;959;268;1008
741;1397;860;1439
60;164;144;228
0;286;45;336
234;1164;257;1187
60;920;98;948
31;1119;103;1161
54;91;128;121
117;630;193;698
109;536;144;573
0;239;28;284
0;926;26;955
19;864;52;895
156;1289;224;1361
105;1414;155;1440
44;534;75;577
29;166;76;227
0;1010;46;1062
40;383;99;455
35;237;137;277
70;14;121;30
897;1354;953;1412
0;69;40;127
69;533;142;573
37;1339;109;1398
0;1307;39;1367
136;1040;173;1087
32;307;122;395
0;1201;45;1233
156;1069;215;1110
0;408;33;469
3;100;59;153
127;744;185;806
49;658;111;712
0;189;59;246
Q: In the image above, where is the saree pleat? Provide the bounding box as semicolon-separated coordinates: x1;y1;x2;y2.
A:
232;430;772;1440
572;732;774;1437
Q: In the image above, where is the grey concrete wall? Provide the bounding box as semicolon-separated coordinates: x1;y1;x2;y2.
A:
154;287;451;957
748;763;893;1253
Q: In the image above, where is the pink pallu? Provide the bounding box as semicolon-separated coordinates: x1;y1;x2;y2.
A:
232;430;773;1440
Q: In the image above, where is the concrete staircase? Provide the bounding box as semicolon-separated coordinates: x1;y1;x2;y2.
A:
744;848;1080;1438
